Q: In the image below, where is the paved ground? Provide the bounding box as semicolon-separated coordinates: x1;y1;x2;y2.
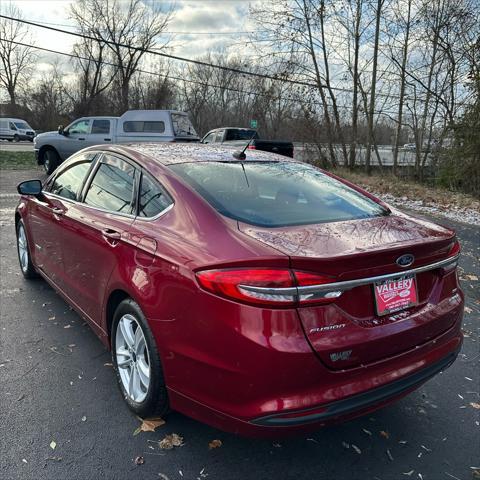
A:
1;169;478;480
0;142;34;152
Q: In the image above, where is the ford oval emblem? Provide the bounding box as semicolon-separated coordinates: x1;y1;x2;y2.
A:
396;254;414;267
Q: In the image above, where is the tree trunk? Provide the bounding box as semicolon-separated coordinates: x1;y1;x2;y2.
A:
365;0;383;175
349;0;362;169
392;0;411;176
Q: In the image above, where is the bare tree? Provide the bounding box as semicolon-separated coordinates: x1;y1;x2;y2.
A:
70;36;117;116
0;4;36;107
70;0;172;113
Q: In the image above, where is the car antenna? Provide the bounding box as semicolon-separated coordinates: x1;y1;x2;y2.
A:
232;130;257;160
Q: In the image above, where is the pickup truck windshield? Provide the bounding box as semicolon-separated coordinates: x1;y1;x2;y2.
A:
171;114;197;137
170;162;388;227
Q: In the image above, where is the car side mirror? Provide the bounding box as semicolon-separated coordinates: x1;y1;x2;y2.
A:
17;180;43;197
58;125;68;136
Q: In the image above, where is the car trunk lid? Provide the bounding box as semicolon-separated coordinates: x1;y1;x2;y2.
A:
239;211;460;369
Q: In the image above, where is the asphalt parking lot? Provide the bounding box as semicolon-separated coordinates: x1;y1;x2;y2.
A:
1;168;479;480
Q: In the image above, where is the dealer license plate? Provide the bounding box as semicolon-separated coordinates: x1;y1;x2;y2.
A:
373;274;418;316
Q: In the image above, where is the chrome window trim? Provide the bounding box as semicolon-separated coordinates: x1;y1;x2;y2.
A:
239;254;459;298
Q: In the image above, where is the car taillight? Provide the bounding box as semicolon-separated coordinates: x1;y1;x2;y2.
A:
247;145;256;150
196;268;337;307
442;239;461;273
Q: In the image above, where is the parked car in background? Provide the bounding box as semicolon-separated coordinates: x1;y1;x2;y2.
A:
15;143;463;436
201;127;294;158
0;118;36;142
34;110;199;173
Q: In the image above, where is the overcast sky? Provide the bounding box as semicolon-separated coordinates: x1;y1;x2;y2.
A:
1;0;260;74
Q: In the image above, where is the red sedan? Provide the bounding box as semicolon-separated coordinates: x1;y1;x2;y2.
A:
15;143;463;436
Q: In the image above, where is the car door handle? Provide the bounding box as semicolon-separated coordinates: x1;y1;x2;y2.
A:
104;138;111;141
78;137;85;141
45;205;64;215
102;229;121;240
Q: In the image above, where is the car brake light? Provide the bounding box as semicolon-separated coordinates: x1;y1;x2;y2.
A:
442;239;461;273
196;268;337;307
247;145;256;150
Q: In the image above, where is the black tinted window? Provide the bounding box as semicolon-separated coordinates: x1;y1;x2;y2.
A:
138;174;173;217
123;121;165;133
225;129;258;141
51;161;92;200
84;157;136;213
91;120;110;134
170;162;388;227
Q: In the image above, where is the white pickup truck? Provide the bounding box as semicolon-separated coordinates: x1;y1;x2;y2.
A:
34;110;199;173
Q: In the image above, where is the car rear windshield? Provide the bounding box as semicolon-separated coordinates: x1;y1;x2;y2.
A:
170;161;388;227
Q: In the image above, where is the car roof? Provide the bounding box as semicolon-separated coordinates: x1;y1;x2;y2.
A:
99;142;285;166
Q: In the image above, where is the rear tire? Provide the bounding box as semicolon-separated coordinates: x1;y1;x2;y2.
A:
16;219;38;279
42;149;60;175
111;298;169;418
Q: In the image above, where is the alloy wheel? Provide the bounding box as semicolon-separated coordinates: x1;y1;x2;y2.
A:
115;314;151;403
17;224;29;273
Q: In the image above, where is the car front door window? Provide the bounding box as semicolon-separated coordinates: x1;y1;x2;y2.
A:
68;120;90;135
50;161;93;200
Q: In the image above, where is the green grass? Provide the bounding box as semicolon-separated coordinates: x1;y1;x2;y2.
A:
0;151;39;170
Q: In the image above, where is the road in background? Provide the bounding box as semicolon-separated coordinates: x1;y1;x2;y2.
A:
0;141;34;152
0;169;478;480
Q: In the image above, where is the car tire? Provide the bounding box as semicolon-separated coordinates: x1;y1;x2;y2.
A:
111;298;169;418
13;134;20;142
16;219;38;279
42;149;60;175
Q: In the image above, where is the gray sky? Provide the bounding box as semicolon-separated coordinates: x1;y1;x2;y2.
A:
1;0;259;75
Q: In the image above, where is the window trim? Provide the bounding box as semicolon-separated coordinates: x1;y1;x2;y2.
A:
46;149;175;221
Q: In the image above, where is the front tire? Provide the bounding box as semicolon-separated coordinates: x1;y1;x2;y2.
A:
16;220;38;279
42;149;60;174
111;299;169;418
13;134;19;142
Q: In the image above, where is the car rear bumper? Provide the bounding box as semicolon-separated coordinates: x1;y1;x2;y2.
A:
166;317;462;437
251;347;459;427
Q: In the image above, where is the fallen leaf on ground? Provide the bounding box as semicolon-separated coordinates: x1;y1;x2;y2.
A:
464;307;473;314
81;416;86;422
386;449;394;461
208;439;222;450
22;459;27;464
134;456;144;465
133;417;166;435
50;441;56;450
402;471;414;476
380;430;390;439
465;274;478;281
159;433;184;450
63;325;72;329
351;444;361;454
362;428;372;436
470;402;480;409
104;363;113;367
48;316;55;321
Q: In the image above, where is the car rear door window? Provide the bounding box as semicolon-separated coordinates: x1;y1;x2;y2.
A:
50;161;92;200
138;173;173;218
84;156;136;214
170;161;388;227
91;120;110;134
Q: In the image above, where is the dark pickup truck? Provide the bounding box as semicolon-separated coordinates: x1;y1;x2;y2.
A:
200;127;294;158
